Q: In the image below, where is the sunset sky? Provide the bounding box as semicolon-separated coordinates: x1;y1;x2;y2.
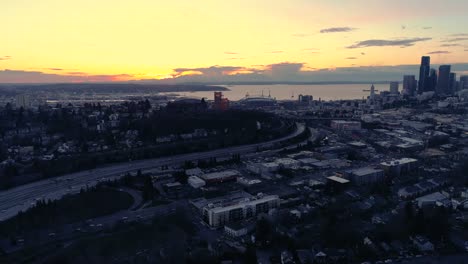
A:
2;0;468;83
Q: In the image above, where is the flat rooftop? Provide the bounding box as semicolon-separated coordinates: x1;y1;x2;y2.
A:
327;176;350;184
348;167;383;176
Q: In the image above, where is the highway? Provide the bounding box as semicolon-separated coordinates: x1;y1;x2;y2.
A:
0;123;305;221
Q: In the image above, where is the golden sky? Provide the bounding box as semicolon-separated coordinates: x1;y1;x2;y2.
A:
2;0;468;82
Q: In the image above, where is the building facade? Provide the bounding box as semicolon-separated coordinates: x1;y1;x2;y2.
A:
418;56;430;94
436;65;451;95
403;75;417;96
202;194;280;227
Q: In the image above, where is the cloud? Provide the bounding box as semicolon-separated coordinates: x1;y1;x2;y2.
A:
428;51;451;54
440;44;460;47
361;52;366;55
302;48;320;53
401;25;406;30
0;70;133;83
423;27;432;30
345;57;357;60
48;68;64;71
0;56;11;61
292;33;312;37
347;37;432;48
442;37;468;42
449;33;468;37
151;63;468;84
227;58;244;60
6;63;468;84
267;51;284;54
224;52;238;55
320;27;356;33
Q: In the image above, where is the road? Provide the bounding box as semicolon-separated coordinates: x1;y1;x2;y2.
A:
0;123;305;221
0;200;188;254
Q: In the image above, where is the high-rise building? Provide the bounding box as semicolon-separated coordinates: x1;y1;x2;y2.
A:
16;94;30;108
389;82;399;94
449;72;457;93
403;75;417;96
460;75;468;90
428;68;438;92
436;65;451;95
418;56;430;94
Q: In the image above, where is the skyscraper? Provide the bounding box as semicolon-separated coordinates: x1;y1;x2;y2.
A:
428;69;438;92
418;56;430;94
403;75;417;96
449;72;457;93
436;65;451;95
460;75;468;90
389;82;399;94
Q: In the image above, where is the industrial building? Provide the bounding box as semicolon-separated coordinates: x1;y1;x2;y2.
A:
213;92;229;111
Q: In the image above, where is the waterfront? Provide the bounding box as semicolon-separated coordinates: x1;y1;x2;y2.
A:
162;83;391;101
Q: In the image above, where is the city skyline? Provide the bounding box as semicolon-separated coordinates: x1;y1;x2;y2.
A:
2;0;468;83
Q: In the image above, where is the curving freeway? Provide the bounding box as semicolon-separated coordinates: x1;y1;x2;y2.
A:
0;123;305;221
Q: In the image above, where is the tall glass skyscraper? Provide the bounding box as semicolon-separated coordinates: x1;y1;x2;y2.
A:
436;65;451;95
418;56;430;94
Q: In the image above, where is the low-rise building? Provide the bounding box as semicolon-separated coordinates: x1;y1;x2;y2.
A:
188;176;206;189
201;193;280;227
380;158;418;177
346;167;385;185
330;120;361;131
411;236;434;252
200;170;240;184
224;221;254;237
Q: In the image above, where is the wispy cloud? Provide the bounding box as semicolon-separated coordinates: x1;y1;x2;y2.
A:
292;33;312;37
442;37;468;42
267;51;284;54
0;56;11;61
428;50;451;54
440;44;460;47
423;27;432;30
48;68;64;71
224;52;238;55
361;52;366;55
302;48;320;53
0;70;133;83
449;33;468;37
320;27;356;33
347;37;432;48
345;57;357;60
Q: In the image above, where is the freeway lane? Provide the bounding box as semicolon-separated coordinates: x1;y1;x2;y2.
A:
0;123;305;221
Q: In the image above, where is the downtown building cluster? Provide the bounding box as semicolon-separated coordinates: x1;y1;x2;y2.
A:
402;56;467;96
